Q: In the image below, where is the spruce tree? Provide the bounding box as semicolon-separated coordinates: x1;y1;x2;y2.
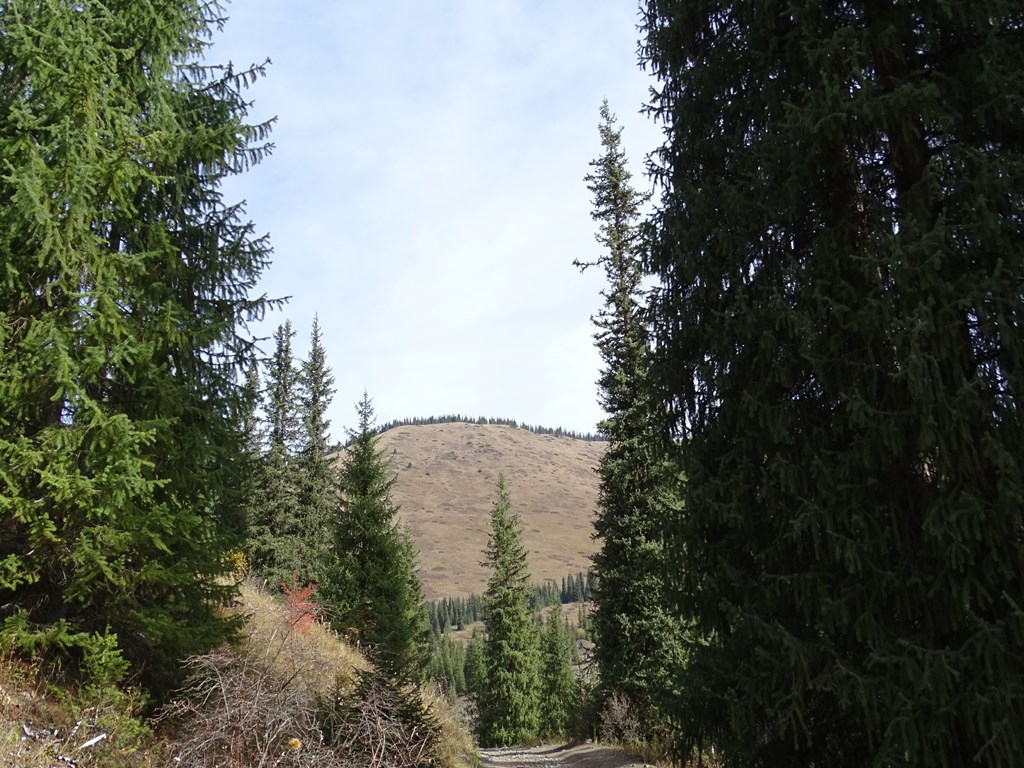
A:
0;0;273;696
328;392;427;682
539;614;578;741
643;1;1024;765
295;315;338;585
247;321;303;585
582;100;686;732
476;474;541;747
464;628;487;696
236;359;265;548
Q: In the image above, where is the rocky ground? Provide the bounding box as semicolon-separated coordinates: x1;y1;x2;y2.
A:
479;743;658;768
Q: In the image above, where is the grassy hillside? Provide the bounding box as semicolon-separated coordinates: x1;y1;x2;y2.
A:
369;422;606;600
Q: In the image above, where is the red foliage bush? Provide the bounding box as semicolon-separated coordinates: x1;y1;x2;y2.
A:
280;573;320;634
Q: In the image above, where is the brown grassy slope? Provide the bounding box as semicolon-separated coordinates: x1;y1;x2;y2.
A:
369;423;606;601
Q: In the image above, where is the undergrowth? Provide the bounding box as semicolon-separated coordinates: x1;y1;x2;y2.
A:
1;579;476;767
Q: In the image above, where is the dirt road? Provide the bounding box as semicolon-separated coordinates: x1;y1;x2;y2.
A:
479;743;656;768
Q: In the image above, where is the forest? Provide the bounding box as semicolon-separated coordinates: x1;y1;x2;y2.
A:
1;1;1022;767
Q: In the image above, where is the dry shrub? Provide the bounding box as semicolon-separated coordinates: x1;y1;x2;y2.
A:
158;579;474;768
157;644;342;767
319;668;443;768
422;684;477;768
235;579;365;702
599;691;643;747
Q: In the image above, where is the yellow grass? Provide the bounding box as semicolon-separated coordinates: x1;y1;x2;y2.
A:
343;423;606;600
232;579;367;701
1;580;477;767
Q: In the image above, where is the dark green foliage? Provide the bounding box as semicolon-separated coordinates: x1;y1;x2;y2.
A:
476;474;541;747
558;570;594;604
245;322;304;585
427;629;467;694
539;614;578;740
0;0;272;697
425;574;591;639
426;593;485;636
643;1;1024;766
464;628;487;696
328;393;429;683
295;316;338;585
583;100;687;731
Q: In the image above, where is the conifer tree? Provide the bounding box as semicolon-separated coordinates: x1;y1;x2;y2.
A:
295;316;338;584
463;629;485;696
582;100;685;730
643;2;1024;765
327;393;427;682
236;359;265;545
0;0;273;695
247;321;303;584
476;474;541;747
539;614;578;740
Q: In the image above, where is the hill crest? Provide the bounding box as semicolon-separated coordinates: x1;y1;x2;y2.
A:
370;422;605;600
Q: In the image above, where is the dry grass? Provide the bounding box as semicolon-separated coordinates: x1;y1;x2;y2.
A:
158;579;476;768
233;579;366;701
354;423;606;600
1;580;477;767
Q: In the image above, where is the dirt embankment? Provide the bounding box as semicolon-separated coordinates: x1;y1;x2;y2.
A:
479;743;657;768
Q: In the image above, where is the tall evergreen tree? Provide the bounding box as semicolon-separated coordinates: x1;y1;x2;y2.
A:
236;359;265;547
0;0;273;696
582;100;685;732
295;315;338;585
476;474;541;747
643;2;1024;766
327;392;427;682
266;320;301;455
246;321;303;585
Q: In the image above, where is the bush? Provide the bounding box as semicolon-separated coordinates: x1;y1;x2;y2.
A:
157;580;469;768
319;668;442;768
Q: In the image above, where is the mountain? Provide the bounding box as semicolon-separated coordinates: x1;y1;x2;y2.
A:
370;422;605;601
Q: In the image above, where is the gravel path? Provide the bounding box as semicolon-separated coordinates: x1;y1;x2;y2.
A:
479;744;656;768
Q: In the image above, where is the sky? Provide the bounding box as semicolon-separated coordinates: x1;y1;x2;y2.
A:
210;2;663;442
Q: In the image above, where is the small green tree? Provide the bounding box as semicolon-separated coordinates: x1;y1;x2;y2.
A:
476;474;541;747
327;393;427;682
234;359;265;546
464;628;487;696
539;613;578;740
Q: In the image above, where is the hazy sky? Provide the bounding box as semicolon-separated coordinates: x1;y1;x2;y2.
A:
211;2;662;441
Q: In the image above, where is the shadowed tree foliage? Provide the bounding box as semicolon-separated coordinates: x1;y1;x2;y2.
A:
476;474;541;747
0;0;273;697
642;1;1024;765
246;321;303;585
539;612;578;741
295;315;338;585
